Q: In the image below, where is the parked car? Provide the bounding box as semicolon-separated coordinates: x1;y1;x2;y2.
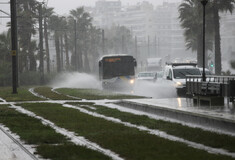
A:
163;63;201;96
136;72;157;83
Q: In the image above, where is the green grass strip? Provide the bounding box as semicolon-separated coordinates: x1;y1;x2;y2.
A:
0;87;43;101
21;103;235;160
34;87;79;100
72;102;235;153
36;144;111;160
0;105;110;160
56;88;145;100
0;105;68;145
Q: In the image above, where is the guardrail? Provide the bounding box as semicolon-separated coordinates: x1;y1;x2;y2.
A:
186;75;235;104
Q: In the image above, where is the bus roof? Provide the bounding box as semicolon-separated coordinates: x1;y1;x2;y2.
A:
99;54;134;61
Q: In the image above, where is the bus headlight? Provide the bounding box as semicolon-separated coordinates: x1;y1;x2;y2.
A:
130;79;135;84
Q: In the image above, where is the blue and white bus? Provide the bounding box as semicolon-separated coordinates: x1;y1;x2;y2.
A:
99;55;137;90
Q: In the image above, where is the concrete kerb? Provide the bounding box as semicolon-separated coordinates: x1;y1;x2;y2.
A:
116;100;235;134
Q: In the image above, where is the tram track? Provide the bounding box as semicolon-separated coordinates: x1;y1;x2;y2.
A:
0;124;38;160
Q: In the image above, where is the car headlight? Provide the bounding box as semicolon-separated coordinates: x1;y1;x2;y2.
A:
130;79;135;84
175;82;182;86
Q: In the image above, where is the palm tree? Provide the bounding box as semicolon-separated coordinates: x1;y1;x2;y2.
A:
43;7;54;73
209;0;235;75
179;0;213;67
88;26;102;73
69;7;93;72
0;32;12;86
17;0;38;72
48;15;62;72
0;31;11;62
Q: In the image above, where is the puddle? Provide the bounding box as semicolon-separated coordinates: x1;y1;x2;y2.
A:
29;88;50;100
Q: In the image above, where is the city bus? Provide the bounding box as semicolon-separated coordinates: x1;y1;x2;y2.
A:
99;54;137;90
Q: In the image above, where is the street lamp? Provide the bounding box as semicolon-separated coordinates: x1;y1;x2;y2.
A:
10;0;18;94
201;0;208;82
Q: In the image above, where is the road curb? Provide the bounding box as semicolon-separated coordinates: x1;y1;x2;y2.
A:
116;100;235;133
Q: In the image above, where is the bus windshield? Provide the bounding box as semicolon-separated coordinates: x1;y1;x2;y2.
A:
103;61;135;79
101;56;136;79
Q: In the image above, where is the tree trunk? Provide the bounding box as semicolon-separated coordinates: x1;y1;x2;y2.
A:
60;35;64;70
213;6;222;75
44;17;50;73
78;49;83;72
64;32;69;68
55;32;61;72
84;50;90;73
29;43;36;71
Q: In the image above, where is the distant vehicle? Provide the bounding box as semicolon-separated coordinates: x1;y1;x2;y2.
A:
99;54;137;90
156;71;164;79
199;68;212;75
146;58;162;71
163;63;201;95
136;72;157;82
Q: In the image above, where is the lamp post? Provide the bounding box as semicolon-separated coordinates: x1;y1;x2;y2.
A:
10;0;18;94
201;0;208;82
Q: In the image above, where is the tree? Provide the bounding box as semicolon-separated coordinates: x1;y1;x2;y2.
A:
209;0;235;75
87;26;102;73
0;32;12;86
48;15;62;72
104;26;134;56
16;0;38;72
69;7;93;72
43;7;54;73
179;0;214;67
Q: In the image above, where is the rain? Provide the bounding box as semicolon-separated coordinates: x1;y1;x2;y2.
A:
0;0;235;159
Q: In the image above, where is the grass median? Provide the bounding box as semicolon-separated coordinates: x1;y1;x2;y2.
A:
0;105;110;160
70;102;235;153
0;87;43;101
20;102;235;160
33;87;80;100
56;88;145;100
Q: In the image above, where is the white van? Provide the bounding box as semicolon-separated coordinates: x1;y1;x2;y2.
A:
163;63;201;95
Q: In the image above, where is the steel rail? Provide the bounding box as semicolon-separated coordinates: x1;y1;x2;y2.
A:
0;126;38;160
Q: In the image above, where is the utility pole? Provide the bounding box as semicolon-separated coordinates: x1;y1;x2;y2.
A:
147;35;150;57
122;35;125;54
154;35;157;57
201;0;208;82
10;0;18;94
102;29;105;55
135;36;138;59
74;19;78;71
38;3;44;85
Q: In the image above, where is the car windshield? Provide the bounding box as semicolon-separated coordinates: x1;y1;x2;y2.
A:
173;68;201;79
138;72;155;77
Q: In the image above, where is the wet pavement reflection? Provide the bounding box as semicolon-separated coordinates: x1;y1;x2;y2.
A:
125;98;235;122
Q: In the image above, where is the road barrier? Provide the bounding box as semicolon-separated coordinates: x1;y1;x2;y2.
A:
186;75;235;105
